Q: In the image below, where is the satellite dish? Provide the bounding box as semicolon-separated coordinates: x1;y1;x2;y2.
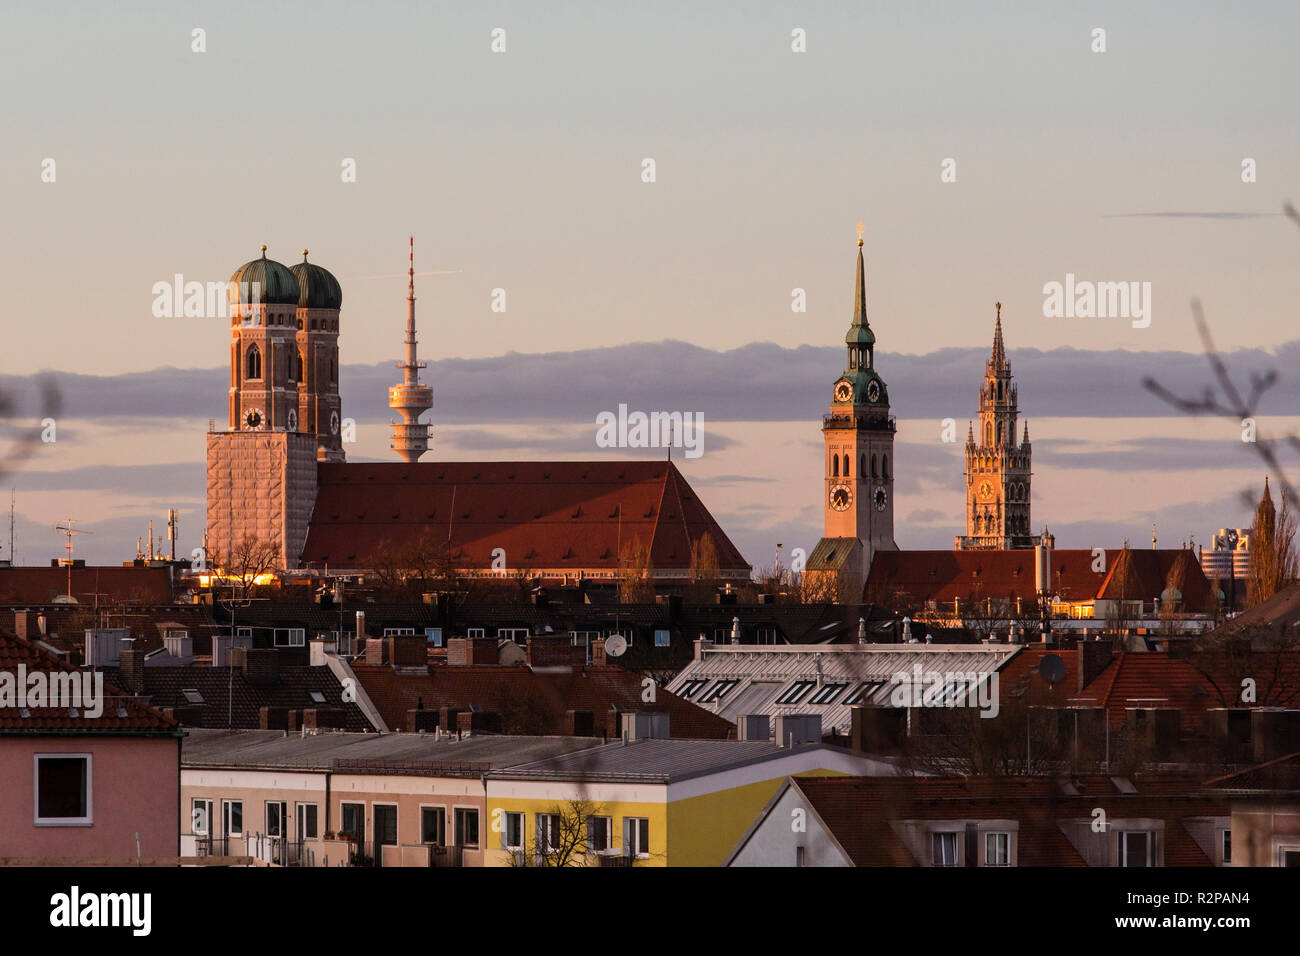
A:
604;635;627;658
1038;653;1066;686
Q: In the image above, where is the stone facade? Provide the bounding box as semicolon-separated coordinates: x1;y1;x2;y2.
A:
205;430;318;569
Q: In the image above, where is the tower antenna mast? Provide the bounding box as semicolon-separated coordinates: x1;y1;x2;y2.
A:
53;518;92;602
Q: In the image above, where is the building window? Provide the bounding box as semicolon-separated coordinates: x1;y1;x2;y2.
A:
844;680;888;705
860;454;866;477
1222;829;1231;865
675;679;708;700
588;816;612;853
932;831;959;867
842;454;850;477
455;808;479;848
700;679;740;703
340;803;364;841
34;755;91;825
796;845;806;867
296;803;318;841
265;801;287;839
501;811;523;851
421;807;446;846
985;832;1010;867
274;627;306;647
654;629;670;647
1118;831;1153;867
624;817;650;858
246;344;262;380
809;683;848;705
755;627;778;645
536;813;560;854
383;627;416;636
425;627;443;647
223;799;243;837
775;680;817;705
467;628;486;639
882;454;889;478
498;628;529;643
191;798;212;836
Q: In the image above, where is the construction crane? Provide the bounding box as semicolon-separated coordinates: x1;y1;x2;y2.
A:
54;519;92;603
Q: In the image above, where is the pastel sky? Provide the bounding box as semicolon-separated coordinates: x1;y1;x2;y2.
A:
2;1;1298;567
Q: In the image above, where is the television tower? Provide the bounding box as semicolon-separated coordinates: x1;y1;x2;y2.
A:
389;236;434;462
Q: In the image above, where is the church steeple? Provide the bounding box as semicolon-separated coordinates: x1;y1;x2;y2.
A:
990;300;1008;371
844;222;876;376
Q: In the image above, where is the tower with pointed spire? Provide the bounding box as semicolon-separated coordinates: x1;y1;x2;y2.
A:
956;302;1034;549
389;236;434;463
806;226;897;600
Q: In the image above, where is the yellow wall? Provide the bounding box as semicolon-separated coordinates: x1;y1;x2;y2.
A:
485;795;668;867
666;769;845;867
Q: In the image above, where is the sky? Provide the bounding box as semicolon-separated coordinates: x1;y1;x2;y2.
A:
1;0;1298;567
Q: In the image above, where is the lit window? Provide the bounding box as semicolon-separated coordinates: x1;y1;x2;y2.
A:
425;628;443;647
654;629;670;647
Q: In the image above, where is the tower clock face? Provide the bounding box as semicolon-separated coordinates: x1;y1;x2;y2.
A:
829;483;852;511
329;410;340;435
834;381;852;403
874;487;888;511
866;380;880;403
244;409;263;429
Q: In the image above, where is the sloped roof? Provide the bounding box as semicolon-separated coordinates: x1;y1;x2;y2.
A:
99;664;375;731
1204;751;1300;794
668;644;1019;734
866;548;1214;611
301;461;750;575
790;775;1222;866
0;566;173;606
0;633;178;735
352;661;735;739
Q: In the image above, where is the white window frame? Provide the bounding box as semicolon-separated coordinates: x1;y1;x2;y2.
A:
1117;830;1154;867
498;627;529;642
222;799;243;838
587;815;612;853
383;627;416;637
501;811;524;851
1221;828;1231;865
931;830;960;867
273;627;305;647
466;628;486;639
425;627;443;647
266;800;287;838
192;797;213;836
339;801;364;841
536;812;561;854
33;754;92;826
295;802;319;841
624;817;650;858
984;831;1010;867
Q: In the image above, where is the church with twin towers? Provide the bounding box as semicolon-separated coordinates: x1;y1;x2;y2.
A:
203;240;751;582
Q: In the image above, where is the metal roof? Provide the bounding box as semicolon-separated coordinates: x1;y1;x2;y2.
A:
182;728;603;775
668;644;1021;734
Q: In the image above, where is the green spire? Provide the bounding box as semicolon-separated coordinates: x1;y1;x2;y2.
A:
846;229;875;348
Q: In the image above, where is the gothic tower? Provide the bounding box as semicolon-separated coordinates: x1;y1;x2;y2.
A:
389;236;434;462
807;227;897;600
956;303;1034;550
290;249;345;461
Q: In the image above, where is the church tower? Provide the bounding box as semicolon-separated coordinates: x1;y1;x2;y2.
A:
956;303;1034;550
807;226;897;600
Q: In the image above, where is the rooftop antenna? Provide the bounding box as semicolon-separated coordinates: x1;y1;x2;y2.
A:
53;518;92;602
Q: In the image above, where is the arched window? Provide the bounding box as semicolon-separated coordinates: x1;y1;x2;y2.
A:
246;344;261;380
882;454;889;478
330;358;336;383
832;455;839;477
842;454;850;477
871;454;878;478
294;350;305;382
986;422;993;445
860;453;867;477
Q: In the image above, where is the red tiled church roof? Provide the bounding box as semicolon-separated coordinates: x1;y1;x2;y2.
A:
301;461;750;575
866;548;1213;611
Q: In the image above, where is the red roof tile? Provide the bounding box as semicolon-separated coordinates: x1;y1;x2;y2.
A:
0;633;178;734
302;461;750;574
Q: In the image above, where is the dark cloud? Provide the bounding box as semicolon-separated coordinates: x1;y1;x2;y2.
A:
11;338;1300;427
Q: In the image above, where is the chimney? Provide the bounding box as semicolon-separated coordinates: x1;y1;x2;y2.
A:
243;648;281;687
213;630;251;667
365;635;389;666
389;634;426;669
774;714;821;748
620;711;670;742
526;636;586;669
163;630;193;662
438;707;462;733
309;637;338;667
259;706;290;730
693;637;713;662
1077;638;1114;692
302;707;347;730
118;647;146;694
736;714;770;742
447;638;497;666
14;610;30;640
407;709;440;733
456;710;502;734
565;710;595;736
